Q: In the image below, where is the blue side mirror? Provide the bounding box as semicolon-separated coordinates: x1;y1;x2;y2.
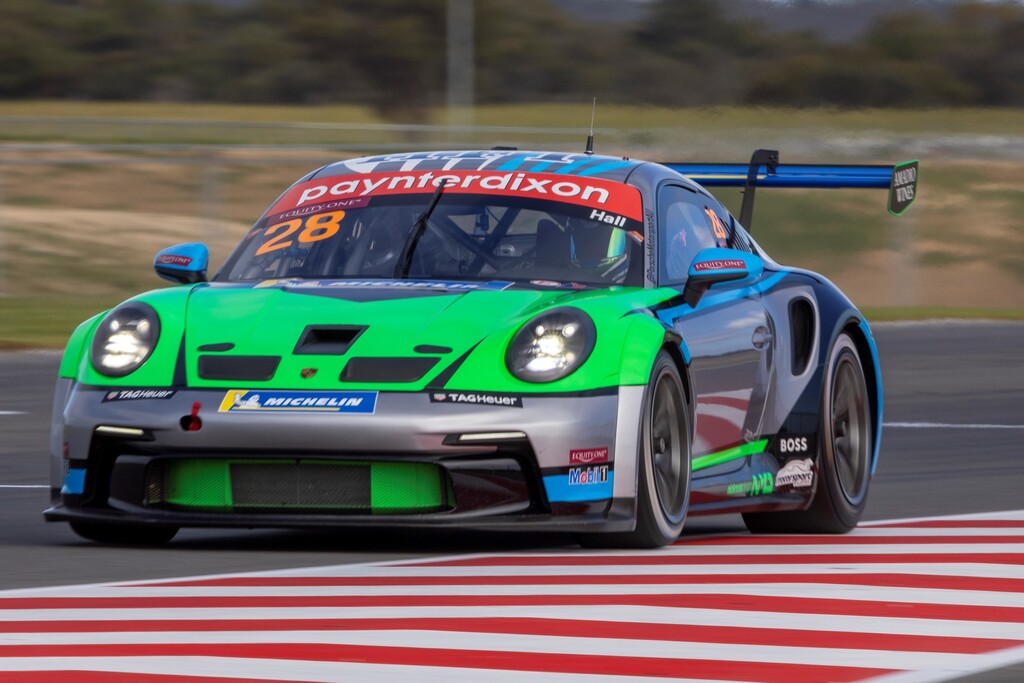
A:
154;243;209;284
683;248;763;307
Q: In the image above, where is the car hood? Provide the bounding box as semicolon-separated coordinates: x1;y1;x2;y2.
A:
182;280;610;389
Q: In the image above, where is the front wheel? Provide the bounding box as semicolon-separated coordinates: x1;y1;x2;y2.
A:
744;332;872;534
70;521;179;545
590;351;691;548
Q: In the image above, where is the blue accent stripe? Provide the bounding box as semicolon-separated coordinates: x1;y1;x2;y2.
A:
496;154;534;171
62;468;86;495
656;271;793;333
574;161;635;177
678;339;691;365
695;270;788;310
548;158;595;175
859;317;884;475
544;472;614;502
664;163;894;189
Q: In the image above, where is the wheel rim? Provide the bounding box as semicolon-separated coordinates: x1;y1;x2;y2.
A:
831;353;869;505
650;371;687;523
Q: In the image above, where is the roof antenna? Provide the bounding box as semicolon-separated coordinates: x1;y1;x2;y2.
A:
584;98;596;156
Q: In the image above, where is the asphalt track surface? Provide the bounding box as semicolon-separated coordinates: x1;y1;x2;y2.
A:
1;320;1022;594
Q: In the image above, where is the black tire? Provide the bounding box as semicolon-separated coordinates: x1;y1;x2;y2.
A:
70;521;179;545
743;332;872;534
585;351;691;548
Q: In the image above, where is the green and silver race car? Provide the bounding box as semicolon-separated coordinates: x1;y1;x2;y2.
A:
45;149;917;547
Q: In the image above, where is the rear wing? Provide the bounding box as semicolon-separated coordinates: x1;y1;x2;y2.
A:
662;149;918;231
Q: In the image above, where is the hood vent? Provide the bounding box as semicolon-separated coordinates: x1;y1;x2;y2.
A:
293;325;366;355
198;355;280;381
197;343;235;352
340;357;439;383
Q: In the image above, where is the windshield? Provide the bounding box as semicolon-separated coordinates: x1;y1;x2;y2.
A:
218;171;645;287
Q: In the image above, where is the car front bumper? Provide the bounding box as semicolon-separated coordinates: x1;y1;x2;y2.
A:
45;381;645;533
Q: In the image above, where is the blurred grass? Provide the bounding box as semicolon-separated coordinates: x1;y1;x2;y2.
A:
0;296;120;350
863;307;1024;321
3;101;1024;132
1;102;1023;147
0;102;1022;348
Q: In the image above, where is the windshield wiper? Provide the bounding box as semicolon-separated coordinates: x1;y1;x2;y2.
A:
393;180;447;279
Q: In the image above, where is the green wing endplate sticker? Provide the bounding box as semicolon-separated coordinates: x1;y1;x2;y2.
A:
888;160;919;216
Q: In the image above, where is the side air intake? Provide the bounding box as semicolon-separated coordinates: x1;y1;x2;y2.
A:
789;298;815;376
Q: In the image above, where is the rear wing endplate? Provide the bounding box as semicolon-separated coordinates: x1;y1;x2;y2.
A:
662;149;918;231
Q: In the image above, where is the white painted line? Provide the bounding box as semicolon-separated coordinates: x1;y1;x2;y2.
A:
864;643;1024;683
0;484;48;489
3;629;993;671
0;411;27;416
884;422;1024;429
861;508;1024;525
393;542;1024;557
8;605;1023;641
42;582;1024;607
0;657;698;683
196;560;1024;579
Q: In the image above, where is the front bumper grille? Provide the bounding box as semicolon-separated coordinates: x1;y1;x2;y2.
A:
94;445;542;520
145;458;450;514
231;462;372;509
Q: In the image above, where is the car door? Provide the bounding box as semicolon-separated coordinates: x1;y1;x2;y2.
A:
653;185;775;465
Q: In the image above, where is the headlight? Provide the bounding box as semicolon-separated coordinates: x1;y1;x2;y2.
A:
506;308;596;382
90;303;161;377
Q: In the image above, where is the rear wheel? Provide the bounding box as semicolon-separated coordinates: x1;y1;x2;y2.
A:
743;332;871;533
70;521;179;545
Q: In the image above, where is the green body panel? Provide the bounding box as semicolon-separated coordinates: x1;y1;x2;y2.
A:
160;459;445;511
58;313;105;379
76;287;194;387
370;462;446;510
614;303;683;386
72;281;684;393
442;286;681;391
164;460;232;509
693;440;770;472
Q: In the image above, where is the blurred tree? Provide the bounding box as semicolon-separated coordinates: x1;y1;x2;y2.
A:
154;0;236;101
943;2;1024;105
327;0;447;118
630;0;769;105
1;0;1023;115
0;0;74;97
65;0;167;99
638;0;767;61
992;16;1024;105
265;1;367;104
475;0;624;104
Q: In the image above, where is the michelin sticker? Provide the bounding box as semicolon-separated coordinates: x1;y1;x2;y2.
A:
219;390;377;414
775;458;814;488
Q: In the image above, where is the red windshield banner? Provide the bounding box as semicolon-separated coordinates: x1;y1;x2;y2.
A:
267;171;643;221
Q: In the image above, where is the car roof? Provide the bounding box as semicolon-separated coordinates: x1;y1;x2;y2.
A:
312;150;647;183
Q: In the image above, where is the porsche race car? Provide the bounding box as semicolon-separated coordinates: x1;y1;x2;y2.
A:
45;148;918;547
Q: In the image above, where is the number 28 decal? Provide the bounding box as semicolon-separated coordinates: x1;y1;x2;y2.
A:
255;211;346;256
703;207;729;240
